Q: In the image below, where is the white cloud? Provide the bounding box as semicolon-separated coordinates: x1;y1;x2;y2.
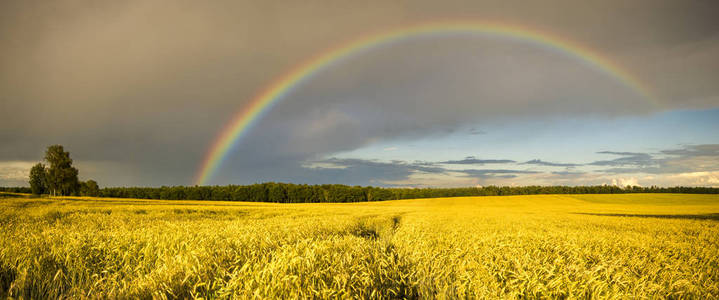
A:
611;177;640;187
0;161;35;185
672;171;719;187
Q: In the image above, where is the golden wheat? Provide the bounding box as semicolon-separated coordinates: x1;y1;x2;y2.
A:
0;194;717;298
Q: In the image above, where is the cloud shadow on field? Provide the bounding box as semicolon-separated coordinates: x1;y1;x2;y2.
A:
574;212;719;221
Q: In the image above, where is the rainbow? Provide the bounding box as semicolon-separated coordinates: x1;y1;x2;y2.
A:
194;20;654;185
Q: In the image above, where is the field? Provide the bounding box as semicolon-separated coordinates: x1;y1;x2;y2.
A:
1;193;718;298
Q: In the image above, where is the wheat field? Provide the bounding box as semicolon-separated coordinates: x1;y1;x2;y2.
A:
1;193;718;299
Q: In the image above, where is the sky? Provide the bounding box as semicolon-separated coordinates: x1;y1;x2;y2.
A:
1;0;718;188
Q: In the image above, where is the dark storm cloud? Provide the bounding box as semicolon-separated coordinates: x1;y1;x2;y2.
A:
440;157;515;165
1;0;718;186
522;159;580;167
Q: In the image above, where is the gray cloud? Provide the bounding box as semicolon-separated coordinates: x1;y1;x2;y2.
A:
551;171;586;176
660;144;719;157
320;158;446;175
305;158;543;183
597;144;719;174
597;151;647;156
440;157;516;165
468;128;487;135
599;167;664;174
457;169;541;179
289;144;719;186
292;157;448;186
589;151;655;167
523;159;580;167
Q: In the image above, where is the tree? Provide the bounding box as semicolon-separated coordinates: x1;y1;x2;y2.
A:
80;180;100;197
45;145;80;196
29;163;47;195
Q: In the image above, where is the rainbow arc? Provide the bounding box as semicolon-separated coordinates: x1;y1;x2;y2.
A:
195;20;655;185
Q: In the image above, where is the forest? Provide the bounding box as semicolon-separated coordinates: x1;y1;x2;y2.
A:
3;183;718;203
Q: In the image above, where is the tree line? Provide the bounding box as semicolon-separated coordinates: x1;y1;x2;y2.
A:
6;178;718;203
96;183;718;203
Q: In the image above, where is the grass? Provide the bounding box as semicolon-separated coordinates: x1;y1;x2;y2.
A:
1;193;718;298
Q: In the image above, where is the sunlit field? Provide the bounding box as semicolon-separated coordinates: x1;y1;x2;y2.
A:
1;193;718;298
